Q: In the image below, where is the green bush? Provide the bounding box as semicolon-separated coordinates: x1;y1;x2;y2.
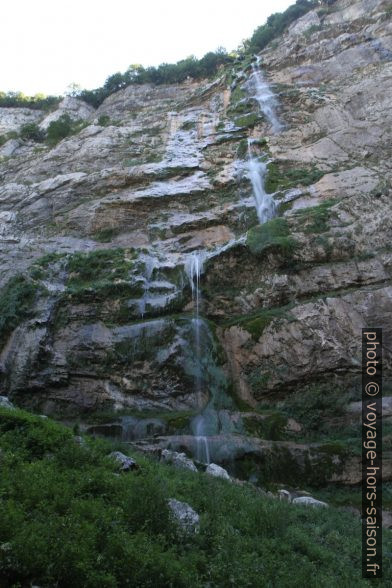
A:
0;276;38;346
46;115;88;146
46;114;73;144
20;122;45;143
248;0;319;52
98;114;111;127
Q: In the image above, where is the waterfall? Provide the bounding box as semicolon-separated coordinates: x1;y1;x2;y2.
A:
246;139;276;224
247;57;283;133
185;251;211;464
244;57;282;224
138;255;156;317
186;251;205;396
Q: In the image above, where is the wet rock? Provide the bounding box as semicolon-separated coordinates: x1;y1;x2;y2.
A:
168;498;200;534
109;451;138;471
161;449;197;472
206;463;231;480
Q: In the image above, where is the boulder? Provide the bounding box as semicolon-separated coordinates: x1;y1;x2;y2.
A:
0;396;15;410
168;498;200;534
292;496;328;508
206;463;231;480
161;449;197;472
109;451;138;471
278;489;292;502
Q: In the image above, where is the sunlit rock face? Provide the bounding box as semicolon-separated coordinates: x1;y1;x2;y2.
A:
0;0;391;485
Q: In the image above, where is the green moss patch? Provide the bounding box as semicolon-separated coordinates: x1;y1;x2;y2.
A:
66;249;142;300
224;304;293;341
246;217;297;257
265;163;324;193
234;112;259;129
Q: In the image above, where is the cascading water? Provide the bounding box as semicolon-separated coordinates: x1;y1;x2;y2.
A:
246;139;276;224
185;251;211;464
245;57;283;224
247;57;283;133
186;251;204;396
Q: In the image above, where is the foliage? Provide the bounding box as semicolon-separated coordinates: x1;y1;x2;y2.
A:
248;0;320;52
0;406;390;587
78;50;233;107
20;122;45;143
246;217;297;257
98;114;111;127
66;248;142;299
0;91;60;110
278;383;359;438
0;276;39;346
46;114;87;146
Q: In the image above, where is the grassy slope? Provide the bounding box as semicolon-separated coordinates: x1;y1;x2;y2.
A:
0;407;390;587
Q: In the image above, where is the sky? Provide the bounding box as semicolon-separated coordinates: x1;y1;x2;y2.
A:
1;0;293;97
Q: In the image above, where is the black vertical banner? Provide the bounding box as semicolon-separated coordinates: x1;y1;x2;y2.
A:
362;328;382;578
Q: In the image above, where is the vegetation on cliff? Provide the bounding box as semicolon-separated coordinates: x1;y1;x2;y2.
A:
0;406;389;587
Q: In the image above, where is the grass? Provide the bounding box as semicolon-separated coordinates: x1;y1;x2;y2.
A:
264;164;324;193
0;406;390;587
246;217;297;257
293;200;337;234
223;304;293;341
66;248;142;299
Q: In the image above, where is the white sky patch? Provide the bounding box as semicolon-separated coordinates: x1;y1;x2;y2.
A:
1;0;293;96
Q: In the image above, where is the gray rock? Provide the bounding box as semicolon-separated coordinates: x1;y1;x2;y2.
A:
292;496;328;508
0;139;21;157
109;451;138;471
0;396;15;410
161;449;197;472
168;498;200;534
278;489;292;502
206;463;231;480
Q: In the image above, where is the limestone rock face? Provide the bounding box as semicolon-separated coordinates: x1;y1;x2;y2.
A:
39;97;95;129
0;0;391;491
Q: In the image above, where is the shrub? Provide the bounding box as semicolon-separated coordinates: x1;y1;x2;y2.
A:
46;115;88;146
248;0;319;52
98;114;111;127
46;114;73;144
20;122;45;143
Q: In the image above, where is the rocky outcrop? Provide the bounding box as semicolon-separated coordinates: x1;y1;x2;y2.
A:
168;498;200;534
0;0;391;492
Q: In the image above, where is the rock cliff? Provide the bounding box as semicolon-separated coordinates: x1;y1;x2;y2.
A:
0;0;391;488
